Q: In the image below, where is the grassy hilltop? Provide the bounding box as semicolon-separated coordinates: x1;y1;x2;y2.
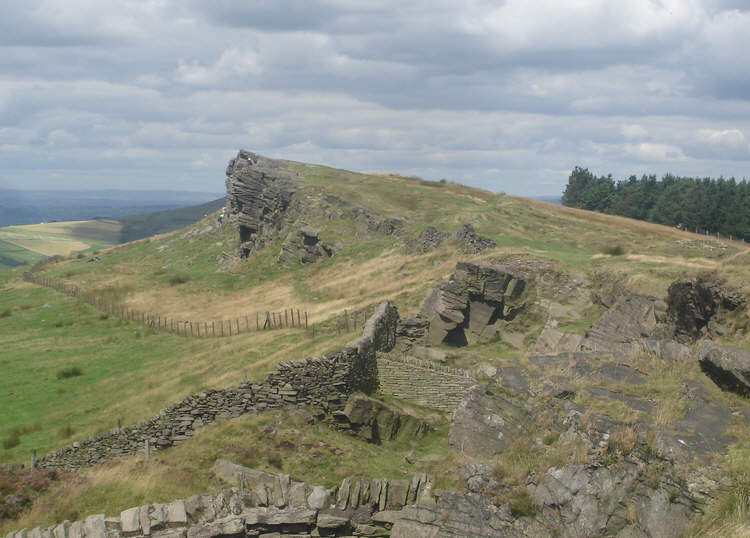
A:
1;159;749;533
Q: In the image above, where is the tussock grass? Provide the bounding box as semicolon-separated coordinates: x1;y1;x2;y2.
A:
0;408;447;533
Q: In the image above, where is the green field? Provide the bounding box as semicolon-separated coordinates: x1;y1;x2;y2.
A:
0;239;46;267
0;199;225;269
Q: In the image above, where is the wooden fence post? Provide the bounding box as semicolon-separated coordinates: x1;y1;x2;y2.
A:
285;310;288;327
245;316;249;331
305;311;308;329
212;321;215;337
256;312;259;330
236;318;240;335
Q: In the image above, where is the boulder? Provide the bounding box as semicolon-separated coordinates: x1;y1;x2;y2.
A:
450;223;496;254
335;394;429;443
404;226;446;254
186;518;244;538
277;227;334;264
419;262;527;347
697;340;750;396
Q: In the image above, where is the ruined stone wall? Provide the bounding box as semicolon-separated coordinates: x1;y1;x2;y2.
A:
37;303;399;472
376;353;476;412
3;462;434;538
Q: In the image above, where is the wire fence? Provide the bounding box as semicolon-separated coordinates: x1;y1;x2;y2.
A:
22;271;309;338
22;271;381;339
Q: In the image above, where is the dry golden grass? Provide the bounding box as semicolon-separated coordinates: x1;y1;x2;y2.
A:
2;238;91;257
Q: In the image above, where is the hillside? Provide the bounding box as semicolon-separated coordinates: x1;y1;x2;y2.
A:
0;199;224;268
1;152;749;537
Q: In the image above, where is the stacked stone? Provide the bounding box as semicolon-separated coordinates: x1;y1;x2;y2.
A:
36;303;399;472
376;353;476;412
4;463;434;538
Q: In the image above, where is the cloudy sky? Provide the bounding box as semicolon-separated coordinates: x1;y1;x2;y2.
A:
2;0;750;196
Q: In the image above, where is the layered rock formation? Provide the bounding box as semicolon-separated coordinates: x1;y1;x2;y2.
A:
417;261;527;346
225;151;298;257
404;223;496;254
277;227;333;264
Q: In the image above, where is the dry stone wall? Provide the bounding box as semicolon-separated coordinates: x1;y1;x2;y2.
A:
376;352;476;411
4;461;434;538
37;302;399;471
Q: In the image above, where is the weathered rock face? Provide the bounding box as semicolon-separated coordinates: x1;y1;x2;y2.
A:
404;226;446;254
225;151;297;257
333;393;430;443
404;223;496;255
451;223;497;253
667;275;744;342
579;294;669;354
277;226;333;264
349;206;404;236
11;462;434;538
697;340;750;396
419;262;526;347
449;384;527;456
529;456;696;538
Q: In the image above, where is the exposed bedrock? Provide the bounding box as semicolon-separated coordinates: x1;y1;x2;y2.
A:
225;150;297;257
419;261;527;347
579;294;669;354
277;226;333;264
404;223;496;254
448;384;527;456
667;275;744;343
697;340;750;396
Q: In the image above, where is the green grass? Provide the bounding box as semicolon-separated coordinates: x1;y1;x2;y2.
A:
0;239;46;267
0;408;448;532
0;283;351;465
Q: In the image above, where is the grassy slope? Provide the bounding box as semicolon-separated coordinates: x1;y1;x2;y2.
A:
2;161;750;531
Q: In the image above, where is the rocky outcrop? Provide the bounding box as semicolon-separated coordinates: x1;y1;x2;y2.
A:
404;224;496;255
419;262;527;346
332;394;430;443
697;340;750;396
225;151;298;257
277;226;333;264
667;275;744;343
529;456;696;538
449;384;528;456
6;463;434;538
349;207;404;236
451;223;497;253
579;294;669;354
404;226;446;254
37;302;400;471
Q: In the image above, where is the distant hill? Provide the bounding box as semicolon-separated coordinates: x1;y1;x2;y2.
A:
532;195;562;204
0;198;225;268
117;198;225;242
0;189;223;227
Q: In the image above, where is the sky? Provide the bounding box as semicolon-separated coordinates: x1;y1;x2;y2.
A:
1;0;750;197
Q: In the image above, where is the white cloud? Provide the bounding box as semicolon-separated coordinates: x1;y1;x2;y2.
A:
2;1;750;195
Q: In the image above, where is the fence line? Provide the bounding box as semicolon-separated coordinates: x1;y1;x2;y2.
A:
22;271;309;338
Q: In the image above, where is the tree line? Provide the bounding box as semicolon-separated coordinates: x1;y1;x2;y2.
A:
561;167;750;240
